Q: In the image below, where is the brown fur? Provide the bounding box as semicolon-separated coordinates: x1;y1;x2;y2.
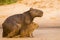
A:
13;22;39;38
2;8;43;38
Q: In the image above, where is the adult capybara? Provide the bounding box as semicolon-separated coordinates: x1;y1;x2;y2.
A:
2;8;43;38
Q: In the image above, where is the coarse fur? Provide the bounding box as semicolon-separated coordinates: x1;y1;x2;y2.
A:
14;22;39;38
2;8;43;38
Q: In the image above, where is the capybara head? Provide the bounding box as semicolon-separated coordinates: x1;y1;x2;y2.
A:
30;8;43;18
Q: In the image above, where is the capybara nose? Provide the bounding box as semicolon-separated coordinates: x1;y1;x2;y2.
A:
39;10;43;17
41;11;43;17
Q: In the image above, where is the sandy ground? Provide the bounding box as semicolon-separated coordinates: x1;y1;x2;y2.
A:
0;28;60;40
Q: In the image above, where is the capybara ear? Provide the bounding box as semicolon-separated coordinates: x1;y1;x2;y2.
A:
30;8;34;10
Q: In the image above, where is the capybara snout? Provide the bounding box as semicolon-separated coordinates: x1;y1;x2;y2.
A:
37;10;43;17
30;8;43;17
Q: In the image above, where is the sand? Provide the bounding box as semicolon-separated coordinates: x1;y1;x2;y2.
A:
0;28;60;40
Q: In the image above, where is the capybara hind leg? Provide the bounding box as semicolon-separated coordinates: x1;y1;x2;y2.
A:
6;26;21;38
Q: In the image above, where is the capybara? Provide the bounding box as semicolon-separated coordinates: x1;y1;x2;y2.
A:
2;8;43;38
14;22;39;38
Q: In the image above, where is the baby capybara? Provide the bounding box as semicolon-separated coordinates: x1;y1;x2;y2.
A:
2;8;43;38
14;22;39;38
18;22;39;37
